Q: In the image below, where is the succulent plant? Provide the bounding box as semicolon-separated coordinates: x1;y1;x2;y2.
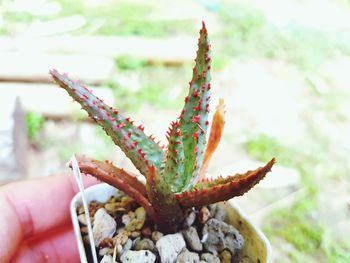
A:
51;22;275;233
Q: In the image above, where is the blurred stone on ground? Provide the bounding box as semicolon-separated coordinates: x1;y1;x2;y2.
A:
12;98;28;179
0;97;27;184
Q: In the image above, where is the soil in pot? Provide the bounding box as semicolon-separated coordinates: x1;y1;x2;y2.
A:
76;194;254;263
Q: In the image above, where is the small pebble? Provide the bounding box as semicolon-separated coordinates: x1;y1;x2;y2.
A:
77;206;85;215
130;231;141;238
200;253;220;263
156;233;186;263
219;250;232;263
93;208;117;246
120;250;156;263
123;238;133;252
107;196;119;203
113;230;129;246
80;226;88;235
132;237;141;247
121;196;133;203
99;247;113;257
133;238;156;253
239;256;254;263
198;207;210;224
115;243;123;257
141;226;152;237
122;212;135;226
99;238;114;248
78;214;87;225
121;196;137;210
100;254;114;263
125;207;146;231
105;202;121;212
151;231;164;242
182;210;196;228
135;207;146;219
82;235;90;245
89;201;104;216
176;248;200;263
116;227;126;234
202;218;244;255
209;204;227;222
182;227;203;252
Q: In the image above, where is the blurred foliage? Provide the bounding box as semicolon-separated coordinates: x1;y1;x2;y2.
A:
25;112;45;140
64;0;195;36
115;55;149;71
264;199;323;253
322;230;350;263
2;0;195;37
0;27;8;35
265;198;350;262
246;132;350;260
3;11;36;23
111;50;227;110
217;3;350;71
107;57;191;111
57;142;80;161
245;134;296;167
210;51;230;71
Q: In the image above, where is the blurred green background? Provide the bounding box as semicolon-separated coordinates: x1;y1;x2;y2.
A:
0;0;349;262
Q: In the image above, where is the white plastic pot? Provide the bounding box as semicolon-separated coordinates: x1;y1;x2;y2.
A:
71;183;272;263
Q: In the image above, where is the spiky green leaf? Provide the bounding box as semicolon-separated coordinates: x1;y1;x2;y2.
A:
178;22;212;190
50;70;164;176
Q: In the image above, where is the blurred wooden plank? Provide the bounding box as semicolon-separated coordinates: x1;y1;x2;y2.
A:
0;52;114;84
0;36;196;63
0;83;114;117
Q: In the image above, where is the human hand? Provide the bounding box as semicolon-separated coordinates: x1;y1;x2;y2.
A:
0;174;98;262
